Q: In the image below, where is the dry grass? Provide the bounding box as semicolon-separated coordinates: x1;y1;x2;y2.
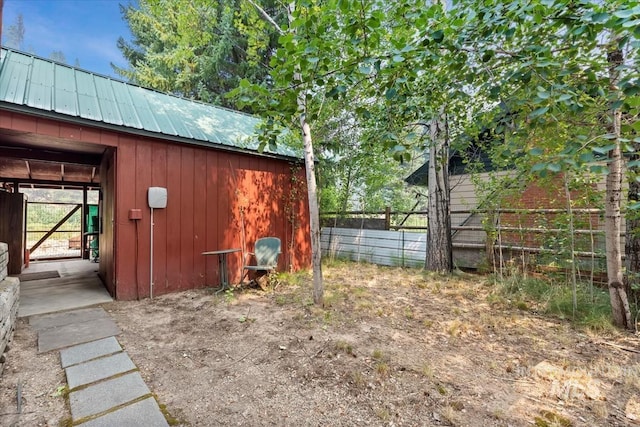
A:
268;261;639;425
7;260;634;426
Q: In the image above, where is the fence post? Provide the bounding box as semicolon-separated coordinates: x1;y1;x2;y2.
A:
402;230;405;268
385;206;391;230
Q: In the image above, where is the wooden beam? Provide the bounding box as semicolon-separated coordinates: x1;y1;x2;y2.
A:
29;204;81;253
0;177;100;188
0;145;102;166
451;225;606;234
24;160;32;179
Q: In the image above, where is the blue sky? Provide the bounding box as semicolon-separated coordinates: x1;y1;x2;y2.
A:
3;0;134;77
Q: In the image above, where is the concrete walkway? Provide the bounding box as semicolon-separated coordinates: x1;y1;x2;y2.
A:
29;307;169;426
18;260;113;317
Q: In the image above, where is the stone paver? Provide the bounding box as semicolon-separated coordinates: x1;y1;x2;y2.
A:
69;372;150;420
29;307;108;330
76;397;169;427
66;352;136;389
38;317;120;353
30;306;168;426
60;337;122;368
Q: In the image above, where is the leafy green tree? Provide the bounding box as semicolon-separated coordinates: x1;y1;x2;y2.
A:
230;0;478;276
230;1;327;304
116;0;416;304
127;0;638;324
5;13;25;50
115;0;280;107
347;0;637;324
316;107;419;214
447;0;639;328
49;50;66;64
234;0;639;326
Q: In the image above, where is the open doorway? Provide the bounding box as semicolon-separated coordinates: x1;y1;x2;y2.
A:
0;137;116;315
3;186;114;317
20;187;100;262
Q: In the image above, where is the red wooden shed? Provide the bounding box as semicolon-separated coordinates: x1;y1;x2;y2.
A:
0;48;311;300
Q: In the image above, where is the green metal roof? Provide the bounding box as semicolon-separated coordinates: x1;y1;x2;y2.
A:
0;48;301;159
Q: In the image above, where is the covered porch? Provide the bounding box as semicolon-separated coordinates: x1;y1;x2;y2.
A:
17;259;112;317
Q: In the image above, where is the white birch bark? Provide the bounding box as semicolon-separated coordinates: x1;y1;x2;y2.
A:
247;0;324;305
605;46;632;329
300;119;323;304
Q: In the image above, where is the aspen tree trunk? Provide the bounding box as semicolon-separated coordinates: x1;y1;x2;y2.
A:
425;108;453;272
248;0;323;305
287;2;323;305
605;46;632;329
339;166;353;214
300;119;324;305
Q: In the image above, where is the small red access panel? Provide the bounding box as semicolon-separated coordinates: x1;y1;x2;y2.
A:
128;209;142;220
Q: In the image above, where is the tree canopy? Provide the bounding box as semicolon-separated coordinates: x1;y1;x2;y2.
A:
231;0;640;324
115;0;282;107
5;13;25;51
114;0;640;324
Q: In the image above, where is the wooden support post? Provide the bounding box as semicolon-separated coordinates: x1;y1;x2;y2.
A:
384;206;391;230
82;186;88;259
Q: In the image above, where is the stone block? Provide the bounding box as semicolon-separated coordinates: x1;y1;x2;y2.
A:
60;337;122;368
38;317;120;353
77;397;168;427
69;372;150;420
30;307;109;331
0;276;18;378
65;352;136;389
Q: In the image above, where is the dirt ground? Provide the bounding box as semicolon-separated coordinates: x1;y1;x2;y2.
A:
2;262;640;426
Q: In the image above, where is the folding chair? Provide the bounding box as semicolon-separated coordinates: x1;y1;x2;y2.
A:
242;237;281;284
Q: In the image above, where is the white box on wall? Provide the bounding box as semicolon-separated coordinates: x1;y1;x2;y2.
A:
148;187;167;209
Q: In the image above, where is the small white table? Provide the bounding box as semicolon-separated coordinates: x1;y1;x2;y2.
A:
202;248;241;292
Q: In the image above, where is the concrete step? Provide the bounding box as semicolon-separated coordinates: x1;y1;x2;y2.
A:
38;317;120;353
30;307;107;331
65;352;135;389
69;372;151;420
60;336;122;368
76;397;169;427
37;307;169;426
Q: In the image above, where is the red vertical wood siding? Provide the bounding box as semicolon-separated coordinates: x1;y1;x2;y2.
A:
9;114;37;132
99;149;116;296
0;111;11;129
35;120;60;138
115;139;311;300
192;153;207;287
179;147;195;290
0;110;311;301
205;152;219;285
151;144;168;295
165;144;182;293
115;139;139;299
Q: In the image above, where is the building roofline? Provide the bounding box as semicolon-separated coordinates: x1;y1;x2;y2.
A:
0;46;258;120
0;47;303;161
0;102;304;164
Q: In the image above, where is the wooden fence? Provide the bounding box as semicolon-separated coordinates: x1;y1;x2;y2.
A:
321;207;616;271
321;228;426;268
